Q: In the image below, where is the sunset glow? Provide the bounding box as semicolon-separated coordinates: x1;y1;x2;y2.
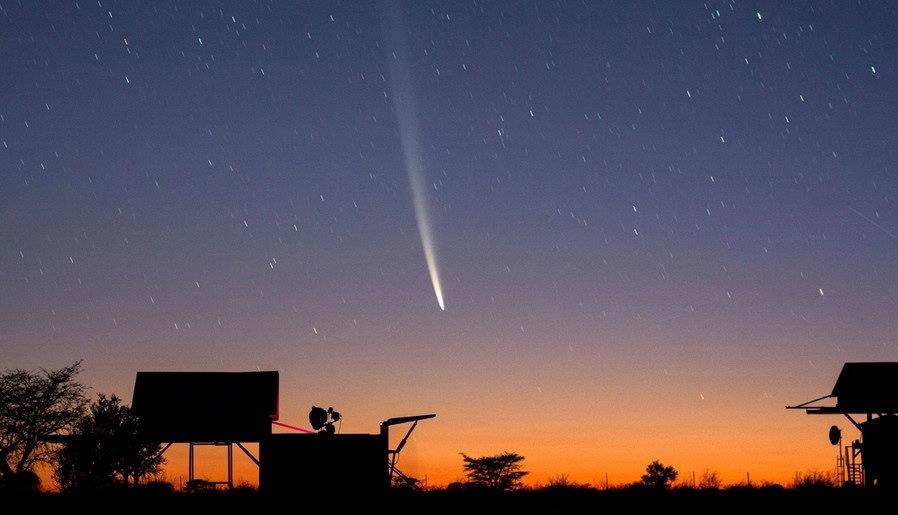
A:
3;0;897;494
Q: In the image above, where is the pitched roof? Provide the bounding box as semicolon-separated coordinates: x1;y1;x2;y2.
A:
832;363;898;414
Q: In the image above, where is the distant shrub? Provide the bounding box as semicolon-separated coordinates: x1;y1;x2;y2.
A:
671;481;696;491
446;481;467;493
233;481;258;494
540;474;595;492
728;480;784;492
790;470;838;489
640;460;678;490
698;469;722;490
392;474;425;492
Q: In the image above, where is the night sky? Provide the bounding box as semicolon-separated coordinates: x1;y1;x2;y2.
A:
2;1;898;485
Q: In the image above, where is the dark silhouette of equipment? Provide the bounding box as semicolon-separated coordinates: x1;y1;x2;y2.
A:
829;425;842;446
382;414;436;486
131;371;279;490
308;405;341;434
259;413;435;495
788;362;898;488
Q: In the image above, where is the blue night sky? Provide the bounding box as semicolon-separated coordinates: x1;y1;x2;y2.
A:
2;0;897;483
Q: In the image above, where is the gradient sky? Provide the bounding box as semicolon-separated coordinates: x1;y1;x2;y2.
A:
2;0;898;487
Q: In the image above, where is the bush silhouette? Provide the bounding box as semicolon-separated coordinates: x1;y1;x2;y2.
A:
461;452;528;491
698;469;722;490
640;460;678;490
391;473;424;491
542;474;595;493
54;394;164;492
790;470;837;489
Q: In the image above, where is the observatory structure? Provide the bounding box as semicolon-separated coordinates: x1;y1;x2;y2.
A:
130;371;433;492
788;362;898;487
132;371;279;489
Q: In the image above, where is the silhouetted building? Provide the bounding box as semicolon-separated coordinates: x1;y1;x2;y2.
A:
260;433;386;495
789;362;898;488
132;371;280;489
259;414;434;495
130;370;433;493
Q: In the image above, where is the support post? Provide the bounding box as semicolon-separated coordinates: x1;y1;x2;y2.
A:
188;443;195;485
227;443;234;490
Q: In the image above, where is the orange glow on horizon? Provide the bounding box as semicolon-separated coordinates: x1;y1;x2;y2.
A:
124;421;840;490
38;323;874;492
37;415;841;491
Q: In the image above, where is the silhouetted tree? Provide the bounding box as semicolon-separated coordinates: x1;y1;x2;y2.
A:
461;452;528;491
0;362;86;491
54;394;164;492
640;460;678;490
698;469;722;490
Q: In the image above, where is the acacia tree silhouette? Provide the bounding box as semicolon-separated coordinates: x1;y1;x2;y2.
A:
54;394;164;491
0;362;86;491
640;460;678;489
461;452;528;491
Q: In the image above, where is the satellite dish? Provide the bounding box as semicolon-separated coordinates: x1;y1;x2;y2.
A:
829;425;841;446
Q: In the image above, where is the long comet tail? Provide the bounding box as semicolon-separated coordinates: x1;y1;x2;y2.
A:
384;1;445;311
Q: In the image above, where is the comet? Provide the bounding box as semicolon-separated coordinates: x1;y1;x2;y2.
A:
384;2;445;311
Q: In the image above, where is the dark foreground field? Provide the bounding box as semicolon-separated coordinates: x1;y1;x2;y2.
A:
13;487;897;514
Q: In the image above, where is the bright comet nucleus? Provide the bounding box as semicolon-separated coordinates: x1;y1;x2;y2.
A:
384;2;445;311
